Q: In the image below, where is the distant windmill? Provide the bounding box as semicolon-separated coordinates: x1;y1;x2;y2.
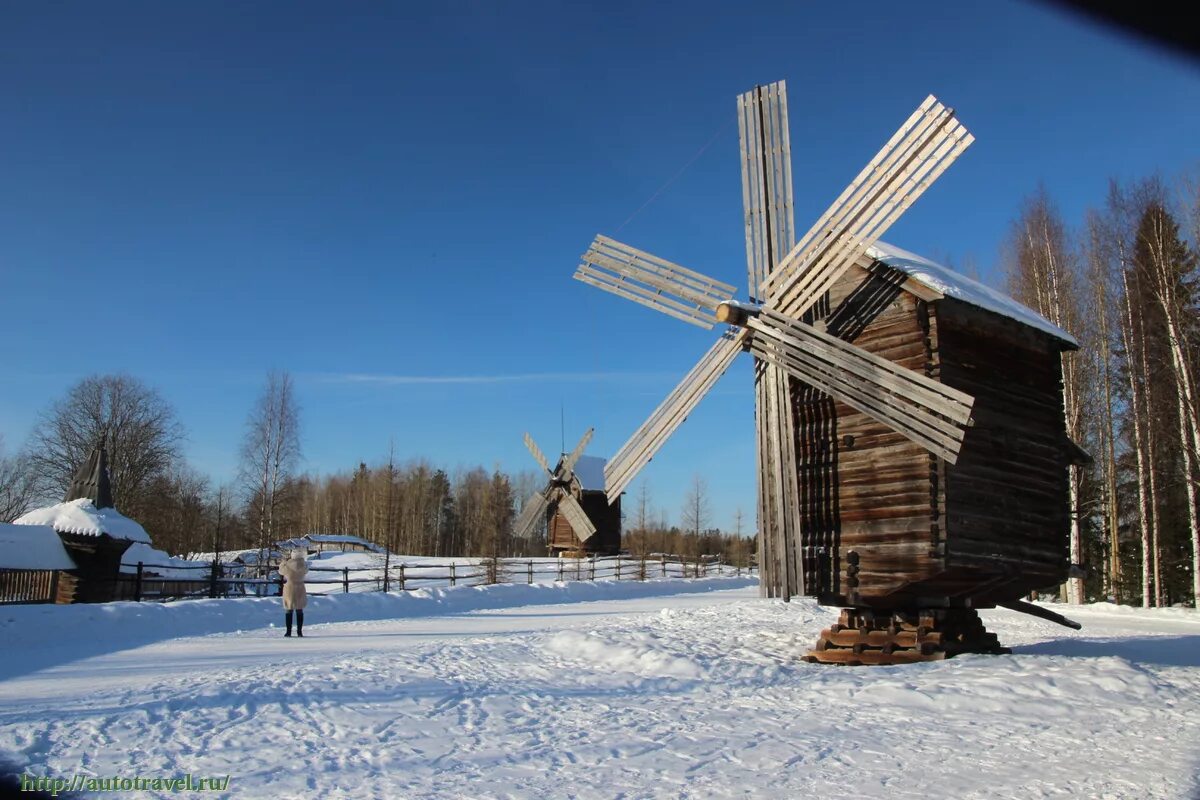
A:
573;82;1082;663
514;428;621;556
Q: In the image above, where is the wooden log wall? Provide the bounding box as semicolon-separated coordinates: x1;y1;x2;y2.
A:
794;265;942;604
936;299;1071;601
549;492;621;555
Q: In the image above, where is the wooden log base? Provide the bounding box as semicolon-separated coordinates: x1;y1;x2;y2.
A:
803;608;1010;666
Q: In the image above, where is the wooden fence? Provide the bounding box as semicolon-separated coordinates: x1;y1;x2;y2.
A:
114;554;755;603
0;568;75;605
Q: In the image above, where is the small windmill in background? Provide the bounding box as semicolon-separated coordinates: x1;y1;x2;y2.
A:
514;428;621;557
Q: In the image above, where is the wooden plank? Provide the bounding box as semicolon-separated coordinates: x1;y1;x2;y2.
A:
591;235;737;300
513;491;550;538
746;322;970;453
758;310;975;421
523;432;551;474
574;268;714;329
578;247;732;311
557;493;597;542
737;90;759;297
561;427;594;475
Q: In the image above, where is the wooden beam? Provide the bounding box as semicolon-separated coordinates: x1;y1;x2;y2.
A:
523;432;551;475
557;492;597;542
574;267;715;329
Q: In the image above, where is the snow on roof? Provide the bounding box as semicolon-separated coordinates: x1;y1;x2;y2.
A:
306;534;372;544
868;241;1078;347
0;523;78;571
572;455;607;492
13;498;152;544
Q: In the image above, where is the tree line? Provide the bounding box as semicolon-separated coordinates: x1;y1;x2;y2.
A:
1005;171;1199;607
0;372;752;565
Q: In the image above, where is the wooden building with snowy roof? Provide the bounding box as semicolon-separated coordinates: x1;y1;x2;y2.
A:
12;441;153;603
791;241;1082;614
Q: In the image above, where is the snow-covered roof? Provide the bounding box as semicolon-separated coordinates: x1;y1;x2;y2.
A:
13;498;152;544
275;537;311;549
572;455;607;493
0;523;78;571
306;534;372;544
868;241;1078;347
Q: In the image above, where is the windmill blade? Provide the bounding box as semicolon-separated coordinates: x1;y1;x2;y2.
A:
513;490;551;539
561;427;595;476
575;235;737;330
738;80;796;299
556;492;598;543
755;362;804;598
523;432;552;475
604;330;749;501
746;310;974;463
761;97;973;319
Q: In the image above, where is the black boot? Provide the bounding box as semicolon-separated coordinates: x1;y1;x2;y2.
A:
296;609;304;637
285;610;293;637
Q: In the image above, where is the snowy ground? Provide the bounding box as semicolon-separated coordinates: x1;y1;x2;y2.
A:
1;581;1198;799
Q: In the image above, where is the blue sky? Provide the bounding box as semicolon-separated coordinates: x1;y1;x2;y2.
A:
2;1;1198;532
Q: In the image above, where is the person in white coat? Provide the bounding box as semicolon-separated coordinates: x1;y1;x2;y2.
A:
278;550;309;637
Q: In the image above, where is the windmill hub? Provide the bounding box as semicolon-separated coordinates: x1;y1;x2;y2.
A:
714;301;760;327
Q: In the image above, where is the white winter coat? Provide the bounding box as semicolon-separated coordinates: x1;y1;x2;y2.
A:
279;553;309;611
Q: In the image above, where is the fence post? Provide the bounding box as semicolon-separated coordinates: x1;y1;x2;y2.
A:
398;563;406;591
527;560;533;585
640;555;646;581
209;561;219;599
134;562;144;602
450;563;457;587
343;567;350;594
661;554;667;577
557;558;564;583
383;563;389;594
589;554;595;582
615;558;621;581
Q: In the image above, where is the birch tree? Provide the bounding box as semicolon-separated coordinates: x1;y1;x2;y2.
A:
1130;186;1200;604
1005;189;1089;603
239;370;301;566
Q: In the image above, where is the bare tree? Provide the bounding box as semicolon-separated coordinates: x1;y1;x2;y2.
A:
1085;210;1125;600
239;370;301;566
25;374;183;517
680;474;711;540
0;436;38;522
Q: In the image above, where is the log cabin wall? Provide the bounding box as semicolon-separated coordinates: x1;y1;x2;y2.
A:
58;534;133;603
797;265;943;605
935;299;1071;601
548;492;621;555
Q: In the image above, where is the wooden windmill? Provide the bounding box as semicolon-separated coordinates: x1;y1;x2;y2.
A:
574;82;1080;663
514;428;621;556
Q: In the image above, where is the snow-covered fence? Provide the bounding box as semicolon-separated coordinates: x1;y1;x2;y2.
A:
115;554;756;603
